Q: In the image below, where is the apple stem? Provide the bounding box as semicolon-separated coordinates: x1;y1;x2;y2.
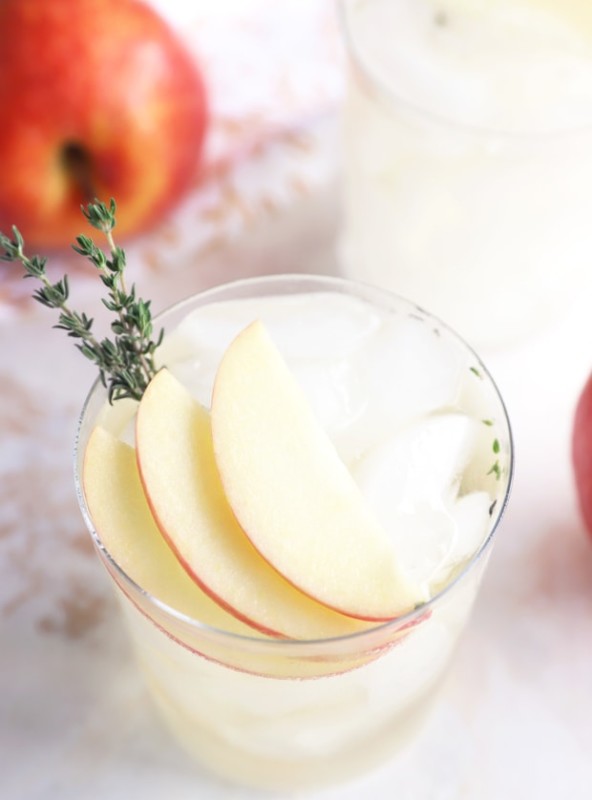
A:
61;143;96;203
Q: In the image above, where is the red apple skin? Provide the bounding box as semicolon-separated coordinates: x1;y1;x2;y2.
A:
0;0;207;249
573;372;592;538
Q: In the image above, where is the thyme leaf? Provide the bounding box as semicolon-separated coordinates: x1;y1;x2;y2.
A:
0;199;162;403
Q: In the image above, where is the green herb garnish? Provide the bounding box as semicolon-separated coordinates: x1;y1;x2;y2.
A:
0;199;163;403
487;460;502;481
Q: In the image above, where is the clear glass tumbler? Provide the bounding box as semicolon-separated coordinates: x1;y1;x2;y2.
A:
74;274;512;792
340;0;592;349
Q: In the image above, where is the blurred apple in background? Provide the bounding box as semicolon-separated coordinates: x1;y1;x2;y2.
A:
0;0;208;249
573;373;592;540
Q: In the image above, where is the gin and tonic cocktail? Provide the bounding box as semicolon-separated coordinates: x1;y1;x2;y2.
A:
76;274;512;791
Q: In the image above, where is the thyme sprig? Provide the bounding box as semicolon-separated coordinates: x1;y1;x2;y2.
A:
0;199;163;403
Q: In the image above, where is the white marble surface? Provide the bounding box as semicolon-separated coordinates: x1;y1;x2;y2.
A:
2;175;592;798
2;1;592;797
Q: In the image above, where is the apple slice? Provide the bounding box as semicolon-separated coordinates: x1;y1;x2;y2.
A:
211;321;420;621
84;425;393;678
82;425;258;637
135;368;375;639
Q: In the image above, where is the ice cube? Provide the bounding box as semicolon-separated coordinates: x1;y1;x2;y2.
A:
455;361;501;422
454;362;510;493
449;491;492;563
157;293;379;431
287;357;366;440
167;358;217;408
95;397;138;445
165;348;366;438
352;413;484;593
342;315;467;458
377;507;458;596
166;292;382;364
460;418;507;498
428;491;493;590
353;412;481;509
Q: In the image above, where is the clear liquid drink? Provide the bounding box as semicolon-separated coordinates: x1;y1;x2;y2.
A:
340;0;592;348
75;274;512;791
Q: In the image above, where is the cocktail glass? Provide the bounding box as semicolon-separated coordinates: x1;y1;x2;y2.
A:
74;274;512;791
340;0;592;349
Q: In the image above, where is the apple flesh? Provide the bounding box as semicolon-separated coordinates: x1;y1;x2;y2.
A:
135;368;376;639
0;0;207;249
84;419;386;679
82;425;258;637
211;321;420;621
83;415;418;679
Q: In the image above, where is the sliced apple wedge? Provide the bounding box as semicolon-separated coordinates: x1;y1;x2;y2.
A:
82;425;258;637
211;321;420;621
135;368;375;639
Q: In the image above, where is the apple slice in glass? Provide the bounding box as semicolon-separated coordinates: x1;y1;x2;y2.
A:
211;321;420;621
83;425;390;678
83;425;258;637
135;368;375;639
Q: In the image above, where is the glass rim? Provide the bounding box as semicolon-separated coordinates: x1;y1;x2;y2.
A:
73;272;514;651
340;0;592;141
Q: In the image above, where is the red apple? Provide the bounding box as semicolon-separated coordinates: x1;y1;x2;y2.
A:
0;0;207;249
573;372;592;537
